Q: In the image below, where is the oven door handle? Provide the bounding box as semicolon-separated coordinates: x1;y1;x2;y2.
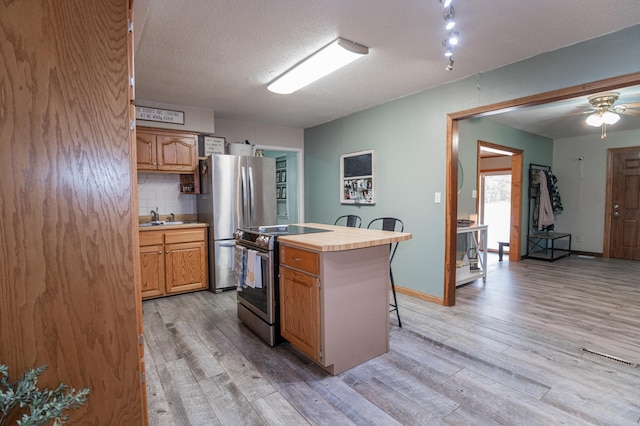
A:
255;250;270;261
219;240;236;248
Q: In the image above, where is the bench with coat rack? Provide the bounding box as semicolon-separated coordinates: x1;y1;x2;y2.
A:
526;163;571;261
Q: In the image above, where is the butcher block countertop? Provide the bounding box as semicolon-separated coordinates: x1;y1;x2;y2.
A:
277;223;412;252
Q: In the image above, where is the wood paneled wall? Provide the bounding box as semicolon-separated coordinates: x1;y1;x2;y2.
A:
0;1;144;423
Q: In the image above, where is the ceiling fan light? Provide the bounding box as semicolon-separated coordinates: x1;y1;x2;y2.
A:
445;21;456;30
586;113;603;127
602;111;620;125
440;0;452;8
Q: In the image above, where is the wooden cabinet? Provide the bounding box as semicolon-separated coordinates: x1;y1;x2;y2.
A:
139;227;208;299
136;127;198;172
279;243;390;375
279;246;321;362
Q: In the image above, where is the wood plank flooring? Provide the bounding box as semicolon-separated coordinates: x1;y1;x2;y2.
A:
143;254;640;425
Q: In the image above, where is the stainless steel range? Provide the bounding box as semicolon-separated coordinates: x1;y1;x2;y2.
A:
233;224;330;346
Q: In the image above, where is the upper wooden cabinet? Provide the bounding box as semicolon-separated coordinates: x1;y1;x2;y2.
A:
136;127;198;172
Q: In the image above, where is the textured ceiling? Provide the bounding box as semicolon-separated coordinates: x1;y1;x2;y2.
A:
133;0;640;135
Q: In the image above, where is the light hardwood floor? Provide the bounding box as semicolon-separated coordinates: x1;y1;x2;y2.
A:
143;254;640;425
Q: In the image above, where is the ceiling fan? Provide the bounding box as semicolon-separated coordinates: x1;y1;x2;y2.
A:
583;92;640;139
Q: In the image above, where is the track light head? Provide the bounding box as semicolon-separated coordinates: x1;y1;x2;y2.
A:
448;31;459;46
445;59;454;71
444;6;455;30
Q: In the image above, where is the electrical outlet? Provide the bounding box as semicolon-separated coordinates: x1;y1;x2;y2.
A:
576;235;583;243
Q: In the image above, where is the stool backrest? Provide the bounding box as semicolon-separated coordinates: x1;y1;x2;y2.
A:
367;217;404;262
334;214;362;228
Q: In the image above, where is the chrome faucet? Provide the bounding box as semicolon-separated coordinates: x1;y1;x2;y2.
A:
150;208;158;222
170;213;175;222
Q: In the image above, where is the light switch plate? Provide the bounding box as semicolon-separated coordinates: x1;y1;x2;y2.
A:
472;189;477;198
435;192;441;203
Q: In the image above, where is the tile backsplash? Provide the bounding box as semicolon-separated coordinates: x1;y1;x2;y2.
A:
138;173;196;216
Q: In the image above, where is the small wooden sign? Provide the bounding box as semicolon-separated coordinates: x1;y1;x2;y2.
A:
204;136;226;155
135;106;184;124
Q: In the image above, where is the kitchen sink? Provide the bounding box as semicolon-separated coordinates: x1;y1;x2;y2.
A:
139;221;192;227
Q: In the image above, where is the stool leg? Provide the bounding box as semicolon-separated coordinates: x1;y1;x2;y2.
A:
499;243;504;261
390;267;402;327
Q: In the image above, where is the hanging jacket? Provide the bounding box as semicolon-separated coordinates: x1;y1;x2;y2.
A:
547;172;563;213
538;170;555;230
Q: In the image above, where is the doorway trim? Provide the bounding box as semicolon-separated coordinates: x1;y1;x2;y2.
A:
444;71;640;307
477;141;523;262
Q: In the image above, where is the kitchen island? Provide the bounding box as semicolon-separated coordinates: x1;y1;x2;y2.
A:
276;223;412;375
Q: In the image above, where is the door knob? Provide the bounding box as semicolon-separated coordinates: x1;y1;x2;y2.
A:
614;204;619;208
613;211;620;217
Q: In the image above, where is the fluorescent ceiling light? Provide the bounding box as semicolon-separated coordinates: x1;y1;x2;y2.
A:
267;38;369;95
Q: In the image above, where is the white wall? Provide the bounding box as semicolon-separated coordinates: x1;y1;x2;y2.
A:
212;117;303;149
135;99;215;133
553;128;640;253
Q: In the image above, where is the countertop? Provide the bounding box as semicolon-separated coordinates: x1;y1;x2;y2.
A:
138;222;208;231
276;223;412;252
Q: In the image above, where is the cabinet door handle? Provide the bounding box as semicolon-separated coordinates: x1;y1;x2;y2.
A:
158;251;162;255
166;250;170;254
292;257;302;261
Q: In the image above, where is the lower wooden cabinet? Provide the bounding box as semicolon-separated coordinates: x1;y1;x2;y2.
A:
139;227;208;299
279;265;320;361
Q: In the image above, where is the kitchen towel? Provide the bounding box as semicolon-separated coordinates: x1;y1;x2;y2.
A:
245;249;262;288
235;245;246;290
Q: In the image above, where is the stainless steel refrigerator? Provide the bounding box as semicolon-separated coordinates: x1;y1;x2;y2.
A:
197;154;276;292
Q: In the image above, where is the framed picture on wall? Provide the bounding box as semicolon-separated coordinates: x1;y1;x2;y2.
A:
340;150;375;204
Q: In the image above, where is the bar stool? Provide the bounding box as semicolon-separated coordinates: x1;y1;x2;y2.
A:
367;217;404;327
334;214;362;228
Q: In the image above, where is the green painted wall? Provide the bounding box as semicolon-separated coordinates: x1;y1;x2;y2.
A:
304;25;640;299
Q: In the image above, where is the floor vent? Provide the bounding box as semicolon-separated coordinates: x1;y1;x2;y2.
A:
582;348;637;367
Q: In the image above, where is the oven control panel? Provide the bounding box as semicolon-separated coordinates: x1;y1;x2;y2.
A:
234;229;276;250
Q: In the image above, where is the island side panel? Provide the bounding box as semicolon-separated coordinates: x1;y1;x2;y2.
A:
320;244;390;375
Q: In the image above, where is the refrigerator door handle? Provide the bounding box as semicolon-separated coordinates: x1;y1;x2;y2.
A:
248;166;255;225
241;166;249;224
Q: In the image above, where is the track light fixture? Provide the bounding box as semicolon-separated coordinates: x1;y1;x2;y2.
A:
447;31;459;46
442;39;454;57
438;0;460;70
444;6;455;30
445;59;454;71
